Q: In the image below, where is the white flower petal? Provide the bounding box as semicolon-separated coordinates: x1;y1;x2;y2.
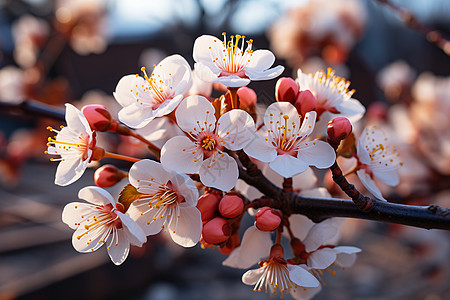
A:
215;76;250;88
357;142;372;167
242;268;265;285
78;186;115;206
118;211;146;247
161;136;203;174
127;204;165;236
169;172;199;207
288;265;320;288
244;135;277;163
153;54;192;96
168;206;202;247
223;225;272;269
217;109;256;150
153;94;184;118
118;102;153;128
337;98;365;123
129;159;171;193
62;202;95;229
199;153;238;191
175;95;216;133
113;74;143;107
356;169;387;201
269;155;308;178
264;102;301;134
194;62;220;83
54;157;88;186
307;248;337;269
286;214;315;241
72;224;106;253
245;65;284;81
297;140;336;169
298;111;317;137
372;169;400;186
245;49;276;72
193;35;223;68
64;103;91;134
334;246;361;268
303;220;339;252
290;283;322;300
106;229;130;265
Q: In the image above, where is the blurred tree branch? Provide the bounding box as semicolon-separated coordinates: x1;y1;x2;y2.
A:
375;0;450;56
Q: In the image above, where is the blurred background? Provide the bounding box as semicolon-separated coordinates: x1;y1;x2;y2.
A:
0;0;449;299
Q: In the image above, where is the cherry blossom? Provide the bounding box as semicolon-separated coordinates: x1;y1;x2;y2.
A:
161;95;256;191
295;219;361;271
114;54;192;128
356;126;403;201
46;103;95;186
242;245;320;299
126;159;202;247
244;101;335;178
193;33;284;87
296;68;365;123
223;225;272;269
62;186;146;265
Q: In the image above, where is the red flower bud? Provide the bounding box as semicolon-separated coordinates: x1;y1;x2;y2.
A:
255;207;282;232
294;90;317;116
197;193;221;223
94;164;127;187
275;77;299;104
202;217;232;245
81;105;118;132
237;87;257;109
327;117;352;143
218;194;244;218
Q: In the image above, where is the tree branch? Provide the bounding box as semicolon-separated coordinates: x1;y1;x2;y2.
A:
375;0;450;56
5;101;450;230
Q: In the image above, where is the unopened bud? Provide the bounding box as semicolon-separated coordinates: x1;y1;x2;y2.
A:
327;117;352;144
94;164;127;188
294;90;317;116
219;194;244;219
255;207;282;232
197;193;221;223
81;105;118;132
202;217;232;245
275;77;299;104
237;87;257;109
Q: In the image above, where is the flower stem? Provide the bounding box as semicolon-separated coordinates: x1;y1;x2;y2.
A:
103;152;140;163
282;177;293;193
228;87;239;109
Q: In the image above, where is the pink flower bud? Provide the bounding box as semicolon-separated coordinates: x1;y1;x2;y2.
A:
237;87;257;109
255;207;282;232
94;164;127;187
197;193;220;223
275;77;299;104
294;90;317;116
202;217;232;245
81;105;117;132
327;117;352;143
218;194;244;218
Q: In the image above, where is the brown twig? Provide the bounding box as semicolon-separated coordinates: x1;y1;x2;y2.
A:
375;0;450;56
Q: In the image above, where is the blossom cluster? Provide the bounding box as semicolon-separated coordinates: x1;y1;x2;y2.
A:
45;33;402;299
